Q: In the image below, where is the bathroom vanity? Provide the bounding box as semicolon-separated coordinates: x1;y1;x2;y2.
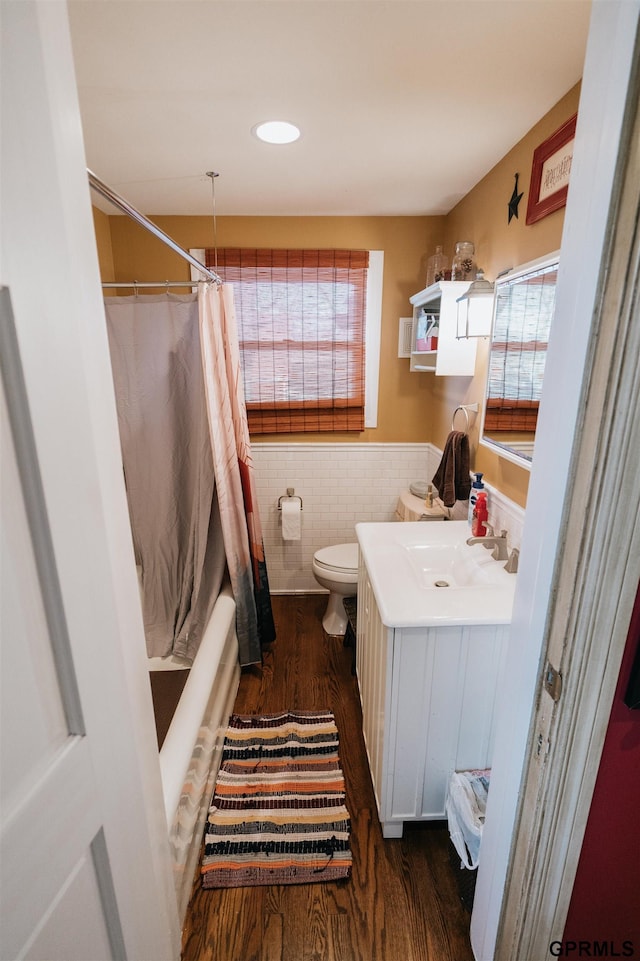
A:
355;521;515;838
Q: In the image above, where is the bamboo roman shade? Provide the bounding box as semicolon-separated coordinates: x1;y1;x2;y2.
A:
206;248;368;433
484;263;557;432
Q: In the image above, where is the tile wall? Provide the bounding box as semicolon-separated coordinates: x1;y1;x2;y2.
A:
252;442;525;593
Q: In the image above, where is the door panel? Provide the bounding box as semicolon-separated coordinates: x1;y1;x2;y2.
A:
0;293;122;960
24;854;114;961
1;3;179;956
1;378;69;806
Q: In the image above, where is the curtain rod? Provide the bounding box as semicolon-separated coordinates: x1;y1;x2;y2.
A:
87;169;222;285
101;281;204;289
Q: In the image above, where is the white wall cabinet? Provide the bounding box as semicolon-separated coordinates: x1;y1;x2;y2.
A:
356;554;509;838
409;280;477;374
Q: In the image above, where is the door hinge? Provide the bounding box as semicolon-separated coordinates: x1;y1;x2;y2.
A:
543;660;563;702
536;732;549;758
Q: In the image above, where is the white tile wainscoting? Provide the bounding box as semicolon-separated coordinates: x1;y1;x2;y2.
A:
252;442;525;594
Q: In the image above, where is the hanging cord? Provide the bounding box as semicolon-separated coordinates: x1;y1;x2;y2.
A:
206;171;219;276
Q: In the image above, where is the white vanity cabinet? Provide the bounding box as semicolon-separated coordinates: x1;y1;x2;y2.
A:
409;280;477;374
356;553;509;838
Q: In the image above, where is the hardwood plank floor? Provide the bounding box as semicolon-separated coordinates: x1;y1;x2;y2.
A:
181;594;475;961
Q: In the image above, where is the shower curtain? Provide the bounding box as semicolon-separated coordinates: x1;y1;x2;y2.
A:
105;288;274;667
198;283;275;663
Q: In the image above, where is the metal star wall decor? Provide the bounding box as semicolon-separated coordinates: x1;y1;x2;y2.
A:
508;172;524;223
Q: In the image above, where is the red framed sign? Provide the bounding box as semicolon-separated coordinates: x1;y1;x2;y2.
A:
526;113;577;225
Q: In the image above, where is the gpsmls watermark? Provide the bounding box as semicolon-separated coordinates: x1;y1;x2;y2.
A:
549;942;636;958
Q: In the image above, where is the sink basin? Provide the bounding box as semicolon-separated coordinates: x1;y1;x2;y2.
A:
356;520;516;627
403;542;497;589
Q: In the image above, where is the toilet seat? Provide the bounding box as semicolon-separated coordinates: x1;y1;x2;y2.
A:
313;543;359;575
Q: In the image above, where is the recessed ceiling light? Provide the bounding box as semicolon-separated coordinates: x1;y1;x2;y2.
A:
253;121;301;144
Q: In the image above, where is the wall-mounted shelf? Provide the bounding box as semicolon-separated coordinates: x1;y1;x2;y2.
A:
411;353;437;372
409;281;477;375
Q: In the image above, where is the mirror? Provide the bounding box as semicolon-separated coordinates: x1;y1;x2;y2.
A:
479;251;560;469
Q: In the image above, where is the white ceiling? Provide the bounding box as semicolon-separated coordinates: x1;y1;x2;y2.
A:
68;0;592;218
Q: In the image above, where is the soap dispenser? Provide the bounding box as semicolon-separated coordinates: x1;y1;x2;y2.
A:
472;491;489;537
468;472;485;526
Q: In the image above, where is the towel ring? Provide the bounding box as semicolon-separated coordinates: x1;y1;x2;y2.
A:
451;403;479;432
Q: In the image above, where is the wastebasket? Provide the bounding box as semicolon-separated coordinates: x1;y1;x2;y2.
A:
446;768;491;912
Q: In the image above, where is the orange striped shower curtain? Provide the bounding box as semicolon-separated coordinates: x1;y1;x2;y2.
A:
199;283;275;666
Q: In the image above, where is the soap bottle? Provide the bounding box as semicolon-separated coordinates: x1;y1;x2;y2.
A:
472;491;489;537
425;484;434;508
468;472;485;526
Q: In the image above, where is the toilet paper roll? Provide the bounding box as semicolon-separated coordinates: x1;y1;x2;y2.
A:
281;498;301;541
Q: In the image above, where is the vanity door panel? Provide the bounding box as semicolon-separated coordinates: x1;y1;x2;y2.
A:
454;625;509;771
356;559;393;821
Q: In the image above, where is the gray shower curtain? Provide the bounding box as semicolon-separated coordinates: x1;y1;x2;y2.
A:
105;289;274;667
105;293;221;662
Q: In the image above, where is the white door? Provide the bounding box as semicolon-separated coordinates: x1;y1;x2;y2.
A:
472;3;640;958
0;3;179;958
1;289;118;960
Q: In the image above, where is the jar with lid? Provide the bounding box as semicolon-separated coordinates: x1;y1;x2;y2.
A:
451;241;476;282
425;245;449;288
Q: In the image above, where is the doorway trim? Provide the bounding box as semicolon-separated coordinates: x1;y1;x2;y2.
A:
499;34;640;958
470;3;640;958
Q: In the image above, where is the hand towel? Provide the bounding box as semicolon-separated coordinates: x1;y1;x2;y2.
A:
431;431;471;508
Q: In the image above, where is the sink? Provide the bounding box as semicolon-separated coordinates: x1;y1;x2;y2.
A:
355;520;516;628
403;542;496;589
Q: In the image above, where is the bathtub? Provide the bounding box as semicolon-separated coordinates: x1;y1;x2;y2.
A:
149;578;240;924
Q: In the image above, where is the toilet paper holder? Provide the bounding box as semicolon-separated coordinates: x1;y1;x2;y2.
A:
278;488;303;510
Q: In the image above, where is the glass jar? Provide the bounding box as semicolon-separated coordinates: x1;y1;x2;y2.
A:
425;245;449;288
451;241;476;282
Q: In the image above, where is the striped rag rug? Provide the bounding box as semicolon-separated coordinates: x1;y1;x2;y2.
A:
201;710;352;888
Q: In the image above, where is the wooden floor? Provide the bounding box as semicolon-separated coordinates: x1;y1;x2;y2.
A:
181;594;475;961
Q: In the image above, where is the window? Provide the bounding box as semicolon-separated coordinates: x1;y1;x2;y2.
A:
204;248;371;434
484;261;558;432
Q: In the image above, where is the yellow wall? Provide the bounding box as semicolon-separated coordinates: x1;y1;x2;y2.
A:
92;206;115;282
94;83;580;507
104;214;445;443
436;83;580;505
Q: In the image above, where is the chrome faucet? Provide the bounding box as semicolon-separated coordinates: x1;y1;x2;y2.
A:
466;528;510;561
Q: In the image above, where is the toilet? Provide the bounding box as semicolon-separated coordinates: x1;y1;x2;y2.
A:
312;543;359;635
